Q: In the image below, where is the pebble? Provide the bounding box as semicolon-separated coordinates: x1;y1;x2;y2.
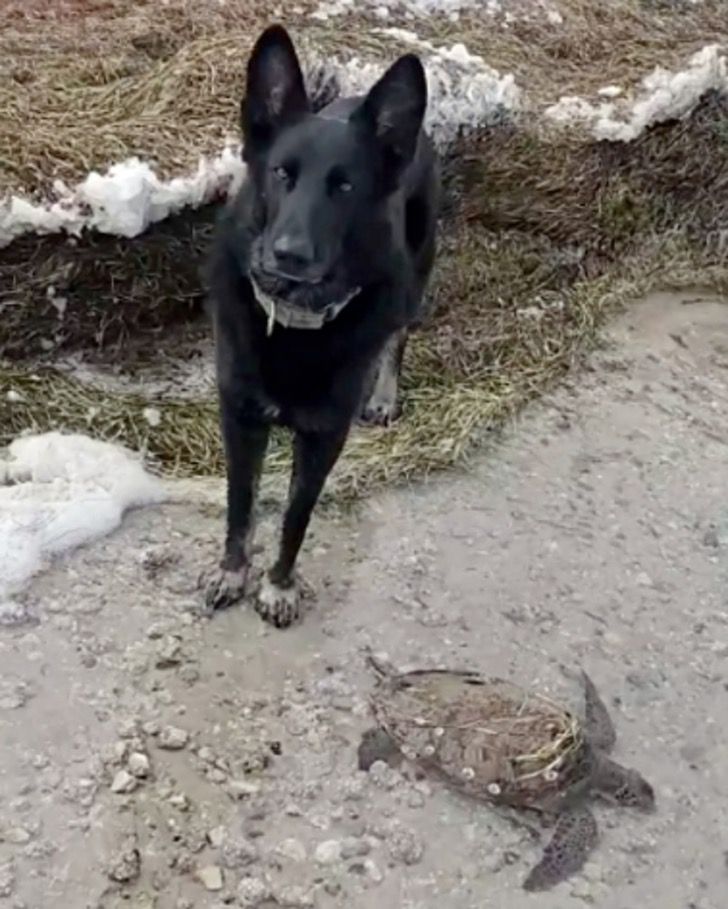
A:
226;779;260;800
195;864;223;892
237;877;271;906
348;858;383;884
156;637;183;668
158;726;189;750
221;835;259;869
388;825;424;865
106;837;141;883
341;837;370;860
110;770;138;794
276;838;307;863
3;828;32;845
207;826;226;849
315;839;342;865
128;752;150;778
270;883;315;907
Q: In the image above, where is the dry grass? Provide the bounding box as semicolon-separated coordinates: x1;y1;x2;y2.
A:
2;0;725;193
1;3;727;501
336;0;728;109
3;92;727;498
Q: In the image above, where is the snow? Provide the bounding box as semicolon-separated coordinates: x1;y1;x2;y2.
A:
0;144;246;249
333;32;520;144
546;44;728;142
0;433;166;609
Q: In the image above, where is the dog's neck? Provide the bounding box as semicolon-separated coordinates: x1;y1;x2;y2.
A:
249;276;361;334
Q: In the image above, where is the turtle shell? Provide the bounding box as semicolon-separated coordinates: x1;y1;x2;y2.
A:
370;669;586;809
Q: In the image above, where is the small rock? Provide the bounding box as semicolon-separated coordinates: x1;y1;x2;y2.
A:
341;837;370;860
195;865;223;892
128;752;151;778
207;826;226;849
156;637;183;669
169;793;190;811
315;839;342;865
221;835;258;869
368;760;400;790
237;876;271;906
3;827;32;845
158;726;189;750
388;825;424;865
276;838;307;863
348;858;382;884
226;779;260;800
270;883;315;907
110;770;138;794
107;837;141;883
198;746;216;764
206;768;228;784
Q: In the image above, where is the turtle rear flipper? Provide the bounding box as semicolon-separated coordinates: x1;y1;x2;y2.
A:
522;805;598;892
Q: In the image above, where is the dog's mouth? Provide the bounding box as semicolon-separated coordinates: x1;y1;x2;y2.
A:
250;268;360;333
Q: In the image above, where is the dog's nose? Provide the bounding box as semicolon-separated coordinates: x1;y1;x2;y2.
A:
272;234;315;273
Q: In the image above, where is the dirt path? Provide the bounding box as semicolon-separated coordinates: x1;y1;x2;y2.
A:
1;289;727;909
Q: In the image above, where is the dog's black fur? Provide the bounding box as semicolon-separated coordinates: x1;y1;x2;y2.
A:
205;25;439;627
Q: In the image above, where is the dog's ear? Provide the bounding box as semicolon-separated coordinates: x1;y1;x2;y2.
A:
242;25;309;159
354;54;427;184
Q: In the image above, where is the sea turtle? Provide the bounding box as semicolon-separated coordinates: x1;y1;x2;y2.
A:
358;655;655;891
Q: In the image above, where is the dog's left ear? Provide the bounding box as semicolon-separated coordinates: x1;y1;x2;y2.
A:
354;54;427;184
242;25;309;160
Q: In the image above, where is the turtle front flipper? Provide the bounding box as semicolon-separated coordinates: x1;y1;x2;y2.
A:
522;805;598;891
581;671;617;753
592;754;655;810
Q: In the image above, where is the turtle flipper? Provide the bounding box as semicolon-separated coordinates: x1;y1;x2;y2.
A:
581;670;617;753
522;805;598;891
592;754;655;810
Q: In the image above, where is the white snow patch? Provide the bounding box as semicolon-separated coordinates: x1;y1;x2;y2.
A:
0;143;245;249
546;44;728;142
334;33;520;144
0;432;166;609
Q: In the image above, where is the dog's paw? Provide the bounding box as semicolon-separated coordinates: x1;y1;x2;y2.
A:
199;566;249;615
359;393;400;427
255;575;301;629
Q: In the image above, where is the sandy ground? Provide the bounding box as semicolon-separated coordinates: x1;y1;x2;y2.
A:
1;289;727;909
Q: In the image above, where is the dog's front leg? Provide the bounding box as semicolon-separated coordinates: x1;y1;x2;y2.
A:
256;426;348;628
204;397;270;613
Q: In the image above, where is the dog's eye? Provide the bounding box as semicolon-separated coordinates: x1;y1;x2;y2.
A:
273;165;291;183
329;169;353;195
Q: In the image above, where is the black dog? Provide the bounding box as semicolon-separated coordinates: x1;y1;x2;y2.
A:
204;25;439;627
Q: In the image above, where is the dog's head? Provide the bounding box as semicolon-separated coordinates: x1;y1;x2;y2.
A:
241;25;427;318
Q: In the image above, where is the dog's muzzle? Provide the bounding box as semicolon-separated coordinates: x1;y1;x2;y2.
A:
250;275;360;334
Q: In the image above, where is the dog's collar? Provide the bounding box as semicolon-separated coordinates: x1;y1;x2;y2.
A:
250;276;360;335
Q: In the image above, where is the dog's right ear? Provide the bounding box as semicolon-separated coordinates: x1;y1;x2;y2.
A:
241;25;309;161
